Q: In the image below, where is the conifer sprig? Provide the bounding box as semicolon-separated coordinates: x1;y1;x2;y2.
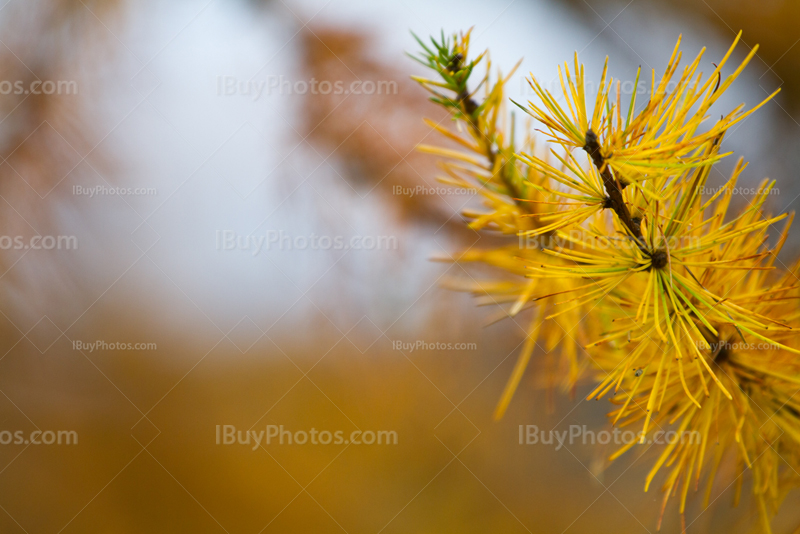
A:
412;28;800;532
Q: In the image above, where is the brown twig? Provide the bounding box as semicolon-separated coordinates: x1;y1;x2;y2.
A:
583;129;645;249
451;68;530;213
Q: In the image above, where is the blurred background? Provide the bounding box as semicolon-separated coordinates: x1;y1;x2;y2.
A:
0;0;798;532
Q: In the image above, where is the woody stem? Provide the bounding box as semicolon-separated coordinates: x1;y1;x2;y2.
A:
583;130;646;248
456;89;530;213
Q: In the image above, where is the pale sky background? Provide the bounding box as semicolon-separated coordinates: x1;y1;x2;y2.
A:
2;0;791;344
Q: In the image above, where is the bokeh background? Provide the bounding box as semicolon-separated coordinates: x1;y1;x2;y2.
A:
1;0;799;532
